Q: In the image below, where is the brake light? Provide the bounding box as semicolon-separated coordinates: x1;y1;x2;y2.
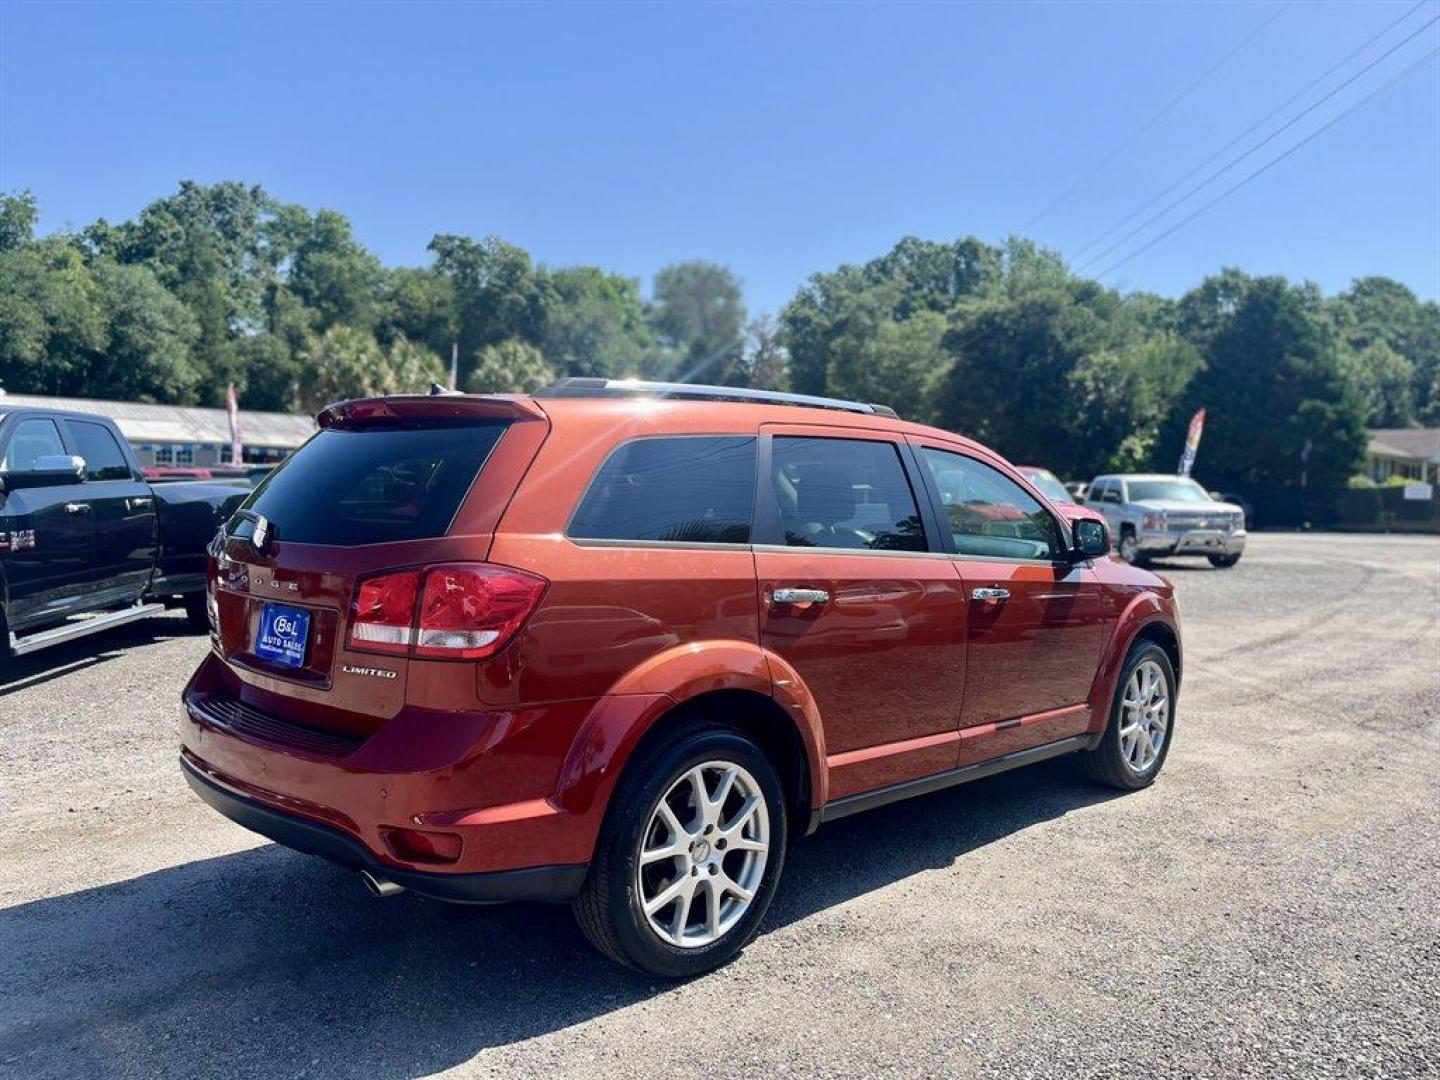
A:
349;570;421;654
347;564;545;661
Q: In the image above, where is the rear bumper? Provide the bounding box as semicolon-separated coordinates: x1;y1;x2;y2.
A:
181;753;586;902
1137;528;1246;558
179;652;612;890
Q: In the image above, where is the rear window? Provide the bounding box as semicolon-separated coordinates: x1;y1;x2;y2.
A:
64;420;133;481
235;422;508;546
569;436;756;544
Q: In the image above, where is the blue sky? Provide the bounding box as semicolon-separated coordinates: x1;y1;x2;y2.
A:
2;1;1436;315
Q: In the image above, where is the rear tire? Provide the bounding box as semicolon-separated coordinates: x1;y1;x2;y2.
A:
1079;641;1176;790
573;723;788;978
1207;553;1241;568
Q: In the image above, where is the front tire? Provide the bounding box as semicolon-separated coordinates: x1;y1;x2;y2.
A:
1208;552;1241;568
1117;528;1148;567
1079;641;1176;790
573;724;788;977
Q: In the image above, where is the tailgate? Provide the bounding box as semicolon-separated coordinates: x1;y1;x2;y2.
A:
210;396;549;736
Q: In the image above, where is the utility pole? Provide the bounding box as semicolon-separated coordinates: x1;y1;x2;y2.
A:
449;342;459;392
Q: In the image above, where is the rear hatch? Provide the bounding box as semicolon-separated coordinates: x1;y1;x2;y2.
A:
210;395;549;737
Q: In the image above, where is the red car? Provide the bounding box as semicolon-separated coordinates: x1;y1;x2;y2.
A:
182;380;1181;976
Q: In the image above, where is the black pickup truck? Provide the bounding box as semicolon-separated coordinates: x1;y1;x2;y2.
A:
0;404;249;666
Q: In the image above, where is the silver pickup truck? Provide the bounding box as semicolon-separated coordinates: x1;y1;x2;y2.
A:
1084;473;1247;568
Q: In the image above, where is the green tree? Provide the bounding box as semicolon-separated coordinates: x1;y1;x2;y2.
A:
935;290;1115;473
297;325;444;411
84;181;281;400
826;300;949;423
741;315;788;391
288;209;383;331
0;191;39;254
540;266;654;378
0;237;108;394
649;261;746;384
376;266;457;357
464;338;556;394
1328;277;1440;426
88;259;202;402
429;235;548;380
1338;340;1415;428
1163;270;1366;489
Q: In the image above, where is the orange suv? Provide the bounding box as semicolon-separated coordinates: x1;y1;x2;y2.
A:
182;379;1181;976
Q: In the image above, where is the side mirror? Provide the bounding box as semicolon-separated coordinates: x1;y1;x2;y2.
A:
1074;518;1109;558
0;454;86;490
1056;504;1109;558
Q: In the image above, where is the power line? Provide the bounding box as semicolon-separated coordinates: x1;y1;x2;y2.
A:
1020;1;1293;232
1093;46;1440;283
1077;13;1440;274
1071;0;1432;261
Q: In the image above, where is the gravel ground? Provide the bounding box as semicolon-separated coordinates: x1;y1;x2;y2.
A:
1;532;1437;1079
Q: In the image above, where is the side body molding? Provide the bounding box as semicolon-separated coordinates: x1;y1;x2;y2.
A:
553;639;829;818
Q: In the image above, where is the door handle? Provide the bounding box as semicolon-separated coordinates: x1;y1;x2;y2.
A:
64;502;91;515
971;587;1009;602
129;497;153;510
772;588;830;606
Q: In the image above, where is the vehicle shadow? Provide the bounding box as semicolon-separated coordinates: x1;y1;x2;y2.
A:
0;760;1119;1079
0;614;197;698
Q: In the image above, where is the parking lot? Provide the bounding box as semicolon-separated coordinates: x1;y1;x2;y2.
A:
1;531;1436;1078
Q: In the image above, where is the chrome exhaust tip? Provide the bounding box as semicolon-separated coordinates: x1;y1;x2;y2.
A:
360;870;405;898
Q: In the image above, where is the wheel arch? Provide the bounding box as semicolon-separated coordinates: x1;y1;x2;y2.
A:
1086;593;1182;732
553;640;827;838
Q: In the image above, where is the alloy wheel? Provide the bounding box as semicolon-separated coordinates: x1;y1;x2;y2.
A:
1119;533;1140;564
1119;658;1169;773
636;760;770;948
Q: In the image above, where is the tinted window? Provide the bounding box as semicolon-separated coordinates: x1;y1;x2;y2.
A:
570;436;756;544
921;448;1061;560
771;437;925;551
63;420;132;481
236;422;508;546
4;418;66;471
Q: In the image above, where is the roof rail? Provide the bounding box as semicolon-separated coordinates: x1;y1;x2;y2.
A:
534;378;899;419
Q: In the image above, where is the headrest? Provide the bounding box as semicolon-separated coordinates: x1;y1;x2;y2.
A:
795;465;857;527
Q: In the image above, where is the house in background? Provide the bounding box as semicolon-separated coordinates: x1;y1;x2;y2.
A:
1366;428;1440;485
0;392;315;466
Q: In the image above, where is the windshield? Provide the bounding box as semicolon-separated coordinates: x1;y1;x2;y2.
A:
1019;468;1072;504
1127;478;1212;503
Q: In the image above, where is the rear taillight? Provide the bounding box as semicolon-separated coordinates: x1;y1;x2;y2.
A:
350;570;421;655
347;564;545;661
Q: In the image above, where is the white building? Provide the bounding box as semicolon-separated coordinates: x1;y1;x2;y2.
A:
0;392;315;467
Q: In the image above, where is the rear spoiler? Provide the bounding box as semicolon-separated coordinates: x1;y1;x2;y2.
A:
316;394;548;429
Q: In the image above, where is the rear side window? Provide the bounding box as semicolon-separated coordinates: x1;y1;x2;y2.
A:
4;418;66;470
63;420;132;481
569;436;756;544
770;437;926;551
236;422;508;546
